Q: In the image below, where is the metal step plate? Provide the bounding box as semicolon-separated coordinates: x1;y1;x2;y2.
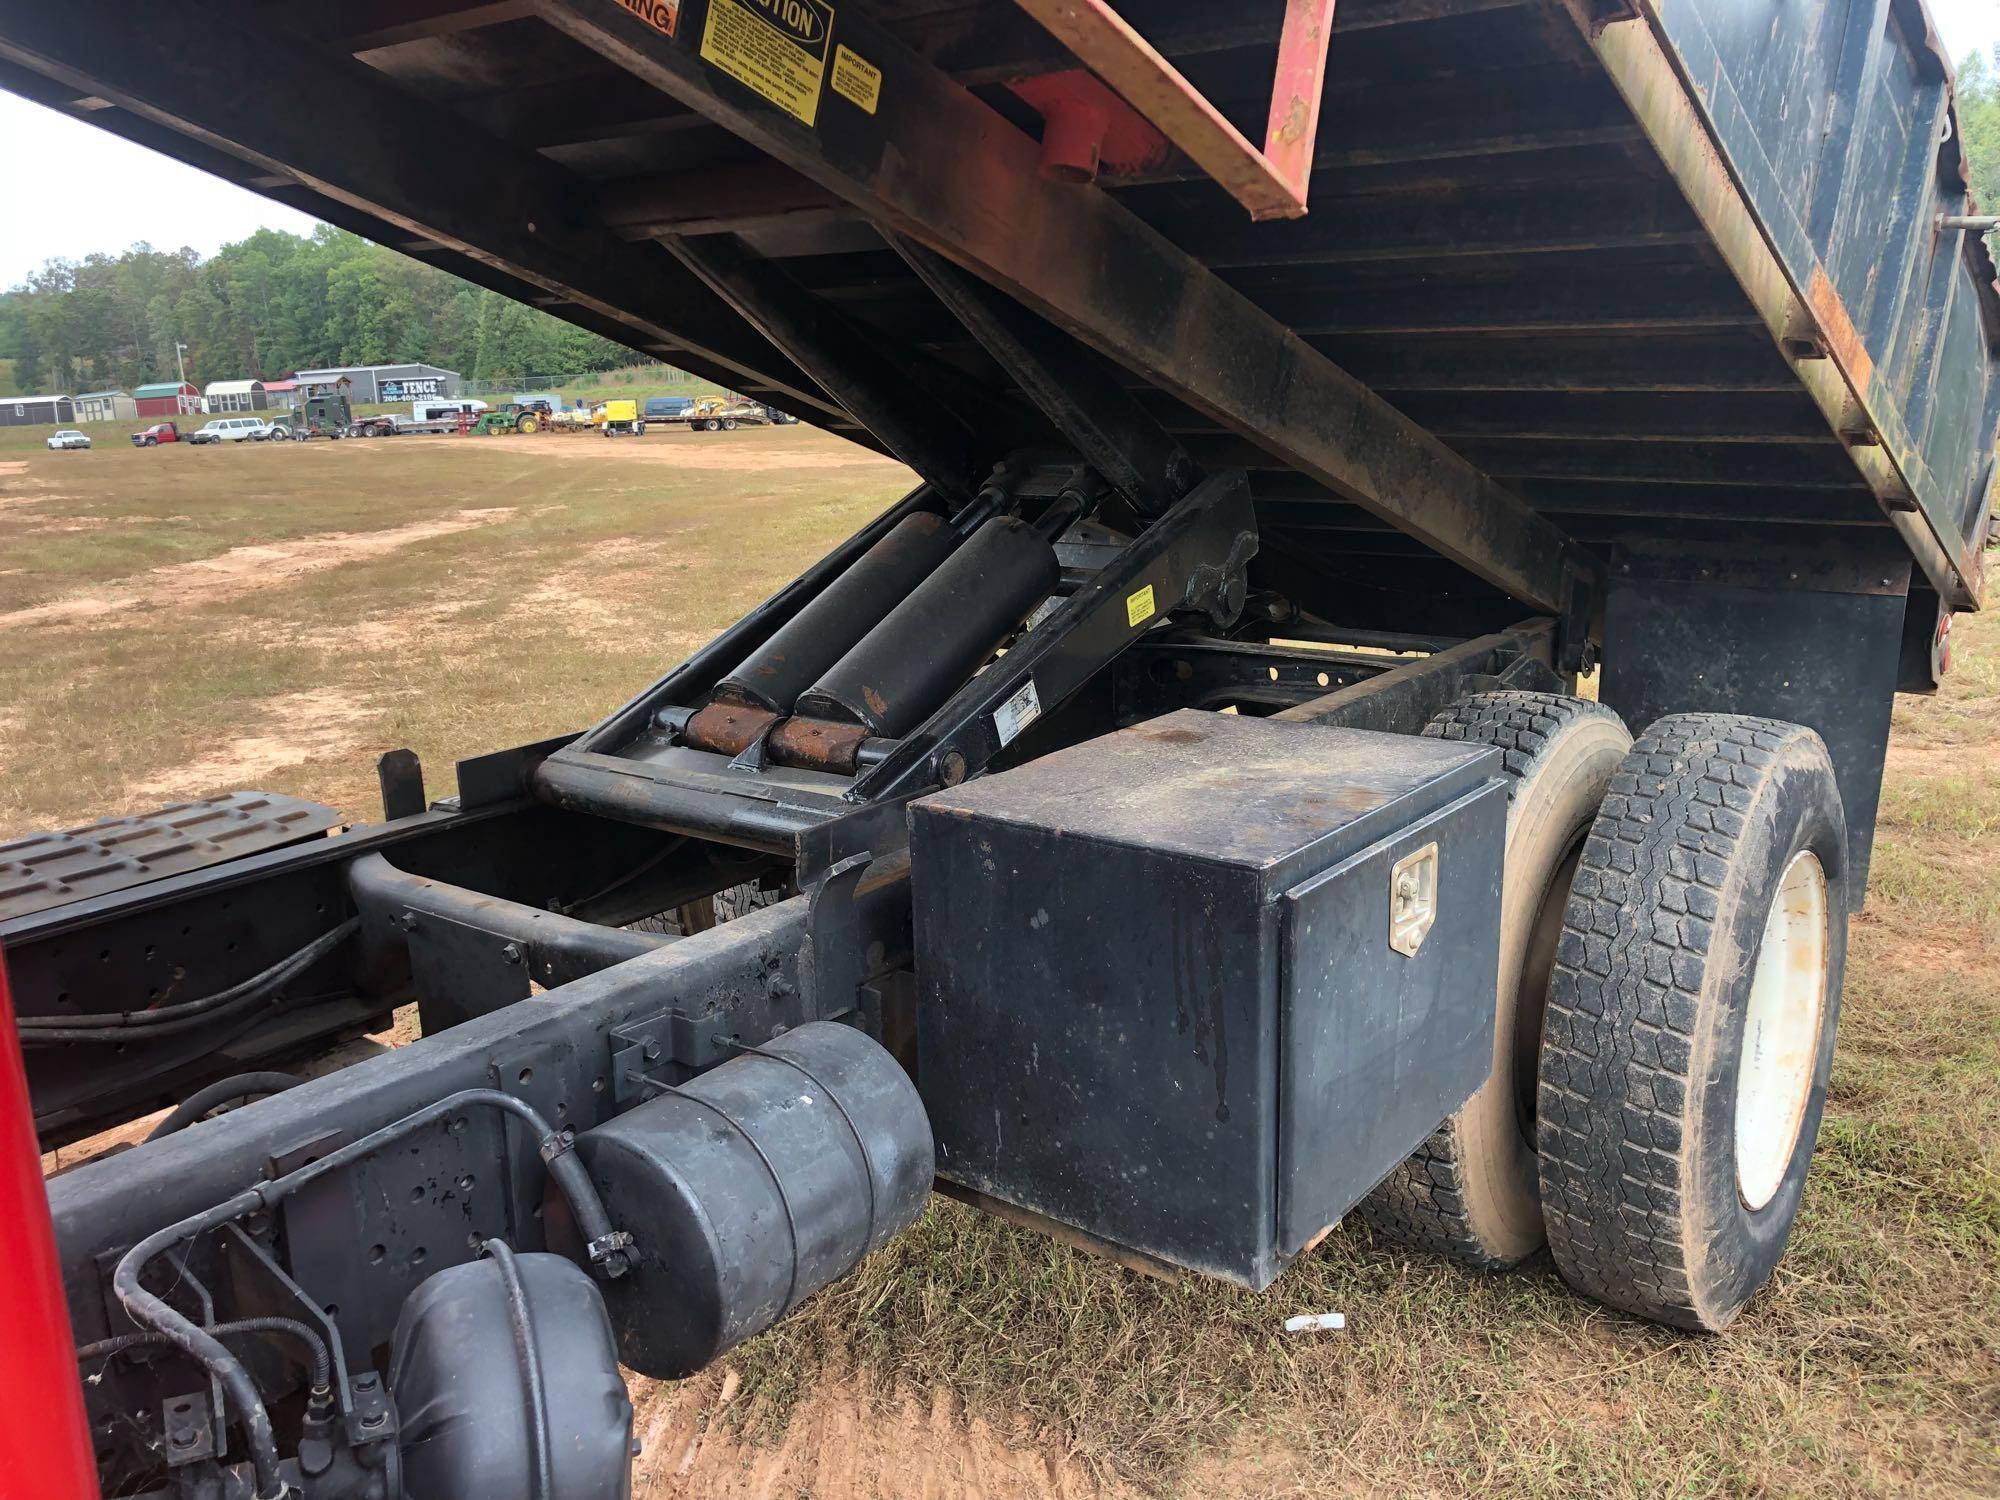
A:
0;792;341;922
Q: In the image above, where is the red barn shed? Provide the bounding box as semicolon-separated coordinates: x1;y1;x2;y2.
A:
133;381;199;417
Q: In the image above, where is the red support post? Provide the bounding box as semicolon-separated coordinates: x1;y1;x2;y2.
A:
0;958;100;1498
1265;0;1341;205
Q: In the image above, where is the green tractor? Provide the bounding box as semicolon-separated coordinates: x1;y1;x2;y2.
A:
467;401;547;436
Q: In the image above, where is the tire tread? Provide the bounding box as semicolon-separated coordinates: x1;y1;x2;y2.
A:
1536;711;1815;1327
1356;690;1626;1269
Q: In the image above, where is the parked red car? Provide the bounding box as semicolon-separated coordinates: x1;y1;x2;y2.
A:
130;422;181;447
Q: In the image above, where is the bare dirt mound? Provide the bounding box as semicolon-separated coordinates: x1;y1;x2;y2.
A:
0;508;516;629
629;1368;1109;1500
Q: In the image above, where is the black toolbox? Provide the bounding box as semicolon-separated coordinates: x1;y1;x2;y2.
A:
911;709;1508;1286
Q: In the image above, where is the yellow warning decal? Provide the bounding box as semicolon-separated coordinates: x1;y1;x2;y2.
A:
612;0;680;38
700;0;834;127
830;44;881;113
1126;584;1156;629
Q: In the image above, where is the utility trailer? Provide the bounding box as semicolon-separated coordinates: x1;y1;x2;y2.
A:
0;0;1994;1494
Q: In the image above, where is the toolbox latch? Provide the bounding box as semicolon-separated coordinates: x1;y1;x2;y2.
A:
1389;843;1439;957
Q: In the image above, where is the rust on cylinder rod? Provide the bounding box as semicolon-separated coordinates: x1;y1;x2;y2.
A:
682;700;779;756
682;701;873;775
768;716;872;775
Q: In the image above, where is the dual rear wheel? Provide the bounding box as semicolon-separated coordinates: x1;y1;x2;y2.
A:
1357;693;1847;1331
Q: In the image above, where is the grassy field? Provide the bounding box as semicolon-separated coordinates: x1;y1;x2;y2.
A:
4;430;1996;1496
0;419;906;831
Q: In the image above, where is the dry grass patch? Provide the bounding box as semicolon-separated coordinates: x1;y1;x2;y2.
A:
0;427;908;836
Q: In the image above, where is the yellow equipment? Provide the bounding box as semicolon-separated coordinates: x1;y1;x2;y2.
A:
595;399;644;437
688;394;765;431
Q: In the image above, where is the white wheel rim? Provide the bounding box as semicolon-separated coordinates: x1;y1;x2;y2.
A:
1734;849;1829;1211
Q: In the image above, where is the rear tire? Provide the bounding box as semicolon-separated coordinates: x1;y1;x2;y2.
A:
1357;692;1630;1267
1538;713;1847;1330
627;876;796;937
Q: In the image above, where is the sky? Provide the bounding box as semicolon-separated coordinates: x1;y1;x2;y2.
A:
0;92;321;289
0;0;1997;290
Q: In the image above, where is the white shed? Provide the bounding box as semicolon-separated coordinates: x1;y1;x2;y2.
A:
74;390;138;423
204;379;268;413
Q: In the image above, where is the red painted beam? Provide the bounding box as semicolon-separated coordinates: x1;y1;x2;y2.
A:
1265;0;1340;203
1011;0;1335;219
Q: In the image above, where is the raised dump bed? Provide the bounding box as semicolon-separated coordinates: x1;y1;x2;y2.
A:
2;3;1996;1496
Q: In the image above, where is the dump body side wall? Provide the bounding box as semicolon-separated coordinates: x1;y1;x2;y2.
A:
1653;0;2000;559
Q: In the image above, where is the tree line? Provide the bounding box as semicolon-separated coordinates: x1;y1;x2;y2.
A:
1962;47;2000;236
0;225;643;396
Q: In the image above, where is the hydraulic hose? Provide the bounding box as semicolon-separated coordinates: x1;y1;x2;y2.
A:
18;921;357;1044
482;1239;553;1500
112;1191;290;1498
78;1315;333;1391
110;1090;629;1500
144;1073;306;1142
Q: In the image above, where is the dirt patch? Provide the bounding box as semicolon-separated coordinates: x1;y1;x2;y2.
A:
0;508;516;630
293;597;484;652
0;491;67;512
630;1369;1106;1500
129;687;380;801
520;437;904;473
0;460;26;476
511;536;690;634
6;515;131;534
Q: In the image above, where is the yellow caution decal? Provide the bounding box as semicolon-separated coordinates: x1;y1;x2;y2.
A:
612;0;681;38
701;0;835;127
830;44;882;114
1126;584;1156;629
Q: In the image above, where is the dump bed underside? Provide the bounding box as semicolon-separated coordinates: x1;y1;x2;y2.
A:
4;0;1993;631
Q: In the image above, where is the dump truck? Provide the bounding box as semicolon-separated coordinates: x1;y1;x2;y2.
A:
0;0;1994;1495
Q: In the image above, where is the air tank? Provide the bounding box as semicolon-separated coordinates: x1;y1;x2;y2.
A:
561;1021;933;1378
